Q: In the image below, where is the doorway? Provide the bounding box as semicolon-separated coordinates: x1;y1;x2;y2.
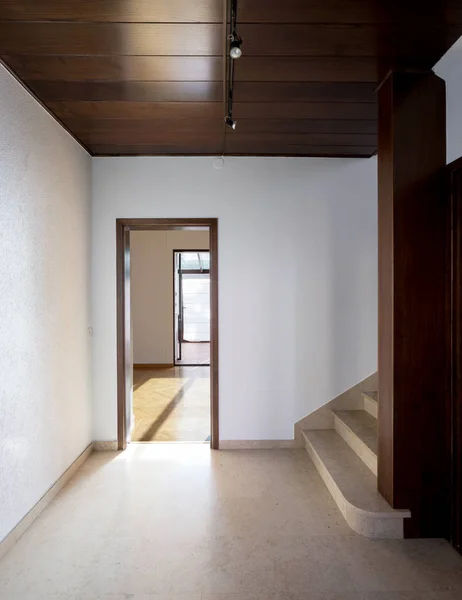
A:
174;250;211;367
116;219;218;450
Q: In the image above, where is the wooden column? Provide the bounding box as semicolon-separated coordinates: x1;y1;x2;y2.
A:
378;71;449;538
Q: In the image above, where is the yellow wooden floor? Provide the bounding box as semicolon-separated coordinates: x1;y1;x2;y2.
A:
132;366;210;442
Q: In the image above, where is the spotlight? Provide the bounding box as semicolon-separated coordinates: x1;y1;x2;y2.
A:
225;115;237;130
230;38;242;59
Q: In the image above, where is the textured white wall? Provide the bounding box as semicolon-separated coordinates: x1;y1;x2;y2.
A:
131;230;209;364
435;36;462;164
0;65;92;542
92;156;378;441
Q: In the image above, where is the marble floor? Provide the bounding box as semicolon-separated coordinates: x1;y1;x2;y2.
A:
132;366;210;442
1;444;462;600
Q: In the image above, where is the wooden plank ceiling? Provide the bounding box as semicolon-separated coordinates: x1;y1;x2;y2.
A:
0;1;461;157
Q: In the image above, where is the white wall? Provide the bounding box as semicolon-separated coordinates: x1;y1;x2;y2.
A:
435;36;462;164
0;65;92;542
92;156;378;441
131;230;209;364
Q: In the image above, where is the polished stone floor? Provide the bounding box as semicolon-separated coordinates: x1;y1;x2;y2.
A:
132;366;210;442
1;444;462;599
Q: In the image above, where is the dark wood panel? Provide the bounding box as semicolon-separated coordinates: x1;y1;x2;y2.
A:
61;117;377;136
238;0;462;24
3;55;223;81
225;132;376;147
91;143;374;157
234;82;376;103
0;23;222;55
225;140;375;156
46;101;224;119
233;102;377;120
0;0;223;22
235;57;378;82
91;143;223;155
62;118;223;134
29;81;223;102
236;119;377;135
378;71;449;537
1;0;461;26
78;129;224;146
238;24;459;61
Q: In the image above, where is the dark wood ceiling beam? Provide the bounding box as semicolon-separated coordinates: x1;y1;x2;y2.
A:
2;55;223;81
27;81;223;102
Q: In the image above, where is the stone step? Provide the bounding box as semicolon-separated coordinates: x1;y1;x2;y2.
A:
333;409;378;475
363;390;378;418
302;429;410;539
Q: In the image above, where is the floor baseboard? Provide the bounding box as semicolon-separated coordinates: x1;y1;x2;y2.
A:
219;440;295;449
133;363;174;369
0;442;94;561
93;441;119;451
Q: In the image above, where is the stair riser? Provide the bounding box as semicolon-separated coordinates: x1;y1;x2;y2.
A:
333;415;378;476
363;394;378;419
304;435;404;539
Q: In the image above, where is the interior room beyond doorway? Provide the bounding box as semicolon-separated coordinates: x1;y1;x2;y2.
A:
130;229;211;443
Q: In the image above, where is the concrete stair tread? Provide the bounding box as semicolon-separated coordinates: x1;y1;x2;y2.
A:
333;409;377;455
303;429;409;517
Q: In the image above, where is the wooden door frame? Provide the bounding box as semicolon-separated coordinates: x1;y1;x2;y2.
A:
448;157;462;553
116;218;219;450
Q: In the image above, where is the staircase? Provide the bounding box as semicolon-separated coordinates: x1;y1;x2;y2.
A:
301;390;411;539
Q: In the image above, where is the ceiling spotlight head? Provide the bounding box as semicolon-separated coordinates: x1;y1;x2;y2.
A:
225;115;237;130
230;40;242;59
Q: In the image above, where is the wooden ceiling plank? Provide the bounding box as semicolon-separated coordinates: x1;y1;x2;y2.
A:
2;55;223;81
238;0;462;25
45;101;378;121
237;24;460;62
0;23;222;56
1;0;460;25
224;132;377;146
234;57;378;82
234;82;377;103
27;81;223;102
89;145;375;157
233;102;378;120
0;0;223;23
46;101;224;119
61;117;225;134
79;130;224;145
60;117;377;135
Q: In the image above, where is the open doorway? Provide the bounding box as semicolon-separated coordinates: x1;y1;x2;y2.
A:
174;251;211;367
116;219;218;450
